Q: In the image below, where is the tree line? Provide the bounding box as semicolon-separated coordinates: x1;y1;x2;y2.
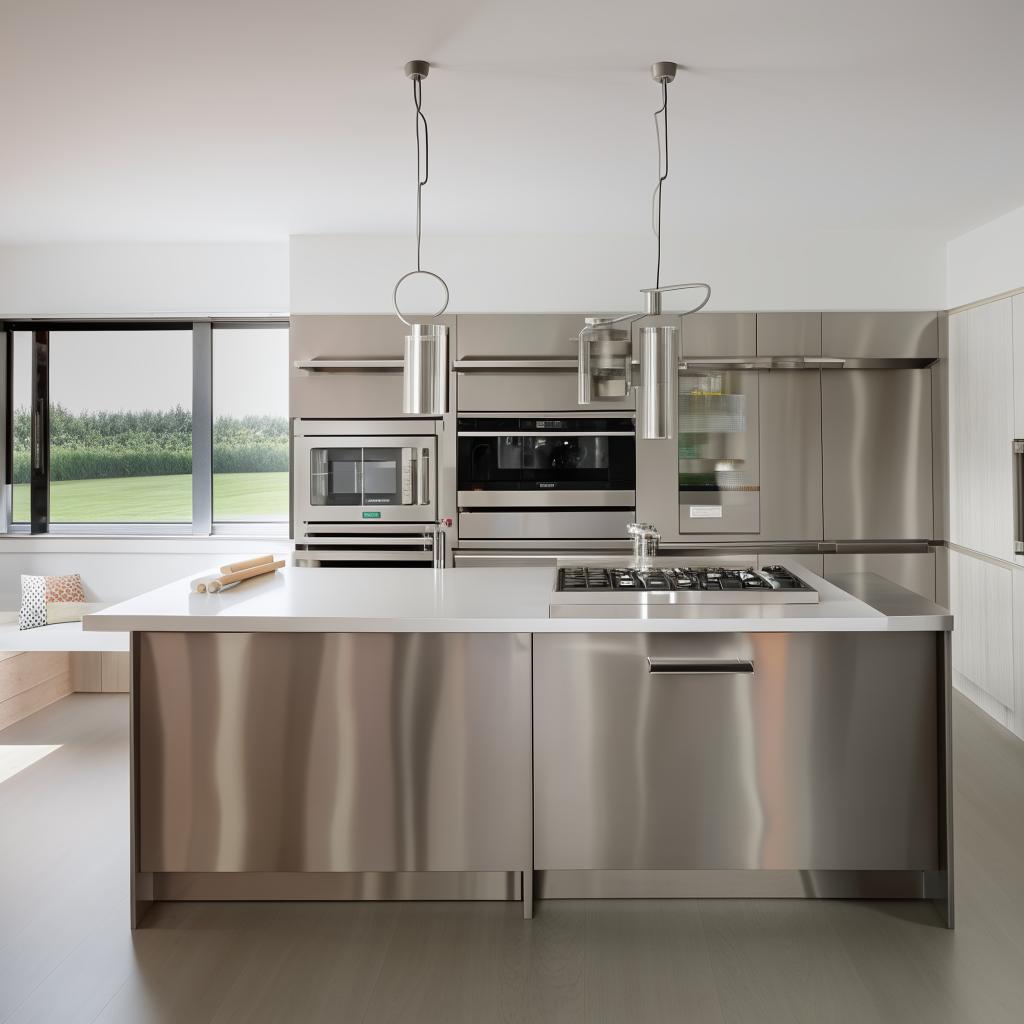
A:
11;404;288;483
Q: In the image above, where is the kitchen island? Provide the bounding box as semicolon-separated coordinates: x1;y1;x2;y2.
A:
84;563;954;927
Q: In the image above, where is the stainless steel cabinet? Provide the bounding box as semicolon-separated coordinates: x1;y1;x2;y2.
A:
757;313;821;356
759;371;823;540
533;632;939;871
455;313;634;411
822;312;938;359
290;315;456;419
821;370;933;540
680;312;756;358
138;632;533;873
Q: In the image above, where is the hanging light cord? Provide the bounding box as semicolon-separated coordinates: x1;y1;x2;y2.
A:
652;80;669;290
413;76;429;272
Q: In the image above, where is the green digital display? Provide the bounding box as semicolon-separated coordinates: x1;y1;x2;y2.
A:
362;511;382;519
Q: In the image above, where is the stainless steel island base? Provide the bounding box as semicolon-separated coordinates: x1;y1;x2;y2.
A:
533;630;953;925
129;631;534;925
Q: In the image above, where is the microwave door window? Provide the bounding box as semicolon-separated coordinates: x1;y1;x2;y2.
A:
313;448;362;505
362;448;401;504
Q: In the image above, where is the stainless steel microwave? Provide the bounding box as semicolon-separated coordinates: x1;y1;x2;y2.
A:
294;420;438;526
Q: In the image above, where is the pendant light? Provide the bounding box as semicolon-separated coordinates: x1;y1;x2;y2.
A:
397;60;450;416
578;61;711;440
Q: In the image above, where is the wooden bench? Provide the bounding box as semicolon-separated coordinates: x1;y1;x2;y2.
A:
0;608;130;730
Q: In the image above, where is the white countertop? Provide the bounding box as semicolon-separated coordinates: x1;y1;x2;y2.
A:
84;564;953;634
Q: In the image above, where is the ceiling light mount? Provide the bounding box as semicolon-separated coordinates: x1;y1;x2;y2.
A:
651;61;677;84
404;60;430;81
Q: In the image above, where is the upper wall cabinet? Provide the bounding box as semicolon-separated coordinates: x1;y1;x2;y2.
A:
822;312;938;359
290;314;456;419
757;313;822;357
948;298;1015;562
455;314;588;359
454;314;635;412
680;313;755;358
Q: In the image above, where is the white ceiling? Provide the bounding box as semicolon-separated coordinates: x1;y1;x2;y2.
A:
2;0;1023;244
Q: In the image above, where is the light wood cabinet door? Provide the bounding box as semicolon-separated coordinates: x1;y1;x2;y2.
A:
948;299;1015;561
949;549;1015;716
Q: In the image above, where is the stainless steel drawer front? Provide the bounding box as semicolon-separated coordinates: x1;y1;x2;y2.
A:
534;631;939;872
139;632;533;873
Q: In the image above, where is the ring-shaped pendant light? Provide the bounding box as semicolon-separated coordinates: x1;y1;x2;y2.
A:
393;60;450;327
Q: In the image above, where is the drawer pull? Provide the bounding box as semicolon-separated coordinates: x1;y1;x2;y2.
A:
646;658;754;675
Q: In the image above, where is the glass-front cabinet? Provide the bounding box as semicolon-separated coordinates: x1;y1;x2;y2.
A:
677;370;760;534
636;315;761;540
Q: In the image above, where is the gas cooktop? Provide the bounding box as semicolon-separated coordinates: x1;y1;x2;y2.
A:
552;565;819;605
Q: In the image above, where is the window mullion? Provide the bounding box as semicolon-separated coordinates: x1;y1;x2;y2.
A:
192;321;213;535
30;330;49;533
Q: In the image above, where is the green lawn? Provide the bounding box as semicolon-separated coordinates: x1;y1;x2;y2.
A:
12;472;288;523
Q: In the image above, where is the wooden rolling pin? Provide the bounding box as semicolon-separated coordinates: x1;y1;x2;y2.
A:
219;554;275;575
207;559;286;593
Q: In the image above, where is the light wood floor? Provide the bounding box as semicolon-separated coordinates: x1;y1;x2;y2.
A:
1;693;1024;1023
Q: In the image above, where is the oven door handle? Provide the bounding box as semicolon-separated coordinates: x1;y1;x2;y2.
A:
457;431;636;438
417;448;430;506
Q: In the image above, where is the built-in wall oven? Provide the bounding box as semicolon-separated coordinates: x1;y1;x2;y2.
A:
294;420;442;568
456;415;636;540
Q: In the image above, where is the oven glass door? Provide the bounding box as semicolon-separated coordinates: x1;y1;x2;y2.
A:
457;418;635;492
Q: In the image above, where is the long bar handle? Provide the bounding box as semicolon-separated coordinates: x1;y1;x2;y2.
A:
417;447;430;505
1014;440;1024;555
457;431;636;438
294;358;404;372
453;358;578;373
647;658;754;675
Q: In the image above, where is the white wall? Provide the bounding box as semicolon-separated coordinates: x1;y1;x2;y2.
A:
947;202;1024;309
0;538;293;606
0;242;289;317
291;229;948;314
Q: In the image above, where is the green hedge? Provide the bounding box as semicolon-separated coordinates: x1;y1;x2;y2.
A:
10;406;288;483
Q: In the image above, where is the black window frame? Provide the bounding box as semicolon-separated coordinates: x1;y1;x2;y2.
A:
1;318;289;536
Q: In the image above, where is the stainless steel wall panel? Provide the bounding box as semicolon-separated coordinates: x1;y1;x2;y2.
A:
824;551;936;601
138;632;532;873
822;312;938;360
757;313;822;357
759;371;824;540
680;313;756;357
533;631;939;871
821;370;934;540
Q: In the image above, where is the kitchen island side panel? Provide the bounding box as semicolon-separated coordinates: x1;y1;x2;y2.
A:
533;631;939;871
137;631;533;874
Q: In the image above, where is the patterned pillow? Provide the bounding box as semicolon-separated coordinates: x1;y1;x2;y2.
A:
19;573;88;630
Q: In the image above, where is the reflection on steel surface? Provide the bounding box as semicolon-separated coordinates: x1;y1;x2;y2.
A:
138;632;532;873
534;631;938;871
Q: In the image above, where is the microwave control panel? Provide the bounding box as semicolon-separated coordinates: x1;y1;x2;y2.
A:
401;448;414;505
